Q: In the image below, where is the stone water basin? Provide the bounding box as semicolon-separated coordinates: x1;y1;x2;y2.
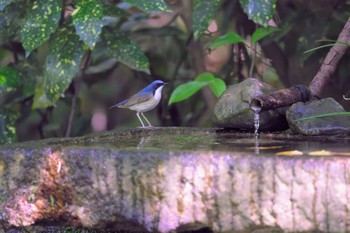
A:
1;127;350;233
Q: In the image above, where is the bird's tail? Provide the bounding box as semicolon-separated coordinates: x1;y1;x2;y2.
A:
109;100;127;109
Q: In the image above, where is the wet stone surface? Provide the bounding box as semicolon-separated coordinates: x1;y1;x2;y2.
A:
1;127;350;233
212;78;288;131
287;97;350;135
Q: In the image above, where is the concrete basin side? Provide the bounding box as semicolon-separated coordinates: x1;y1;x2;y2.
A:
0;128;350;232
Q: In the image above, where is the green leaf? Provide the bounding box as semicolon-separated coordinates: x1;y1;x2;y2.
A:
303;44;336;54
15;61;41;98
21;0;61;54
239;0;276;27
168;81;207;105
0;64;34;106
102;29;150;73
303;40;350;54
0;2;25;44
195;72;226;97
251;26;279;44
50;195;55;207
296;112;350;121
169;73;227;105
316;39;350;46
210;32;244;49
192;0;223;39
0;109;18;144
195;72;215;83
208;78;226;97
33;81;49;108
72;0;104;49
123;0;170;12
33;24;84;109
0;0;12;11
0;66;19;89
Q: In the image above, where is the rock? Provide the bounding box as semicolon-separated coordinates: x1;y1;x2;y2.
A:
286;97;350;135
212;78;288;131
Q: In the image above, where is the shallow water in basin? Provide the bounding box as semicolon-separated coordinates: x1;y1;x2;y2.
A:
98;130;350;157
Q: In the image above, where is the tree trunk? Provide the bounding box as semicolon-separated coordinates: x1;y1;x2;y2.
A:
309;16;350;98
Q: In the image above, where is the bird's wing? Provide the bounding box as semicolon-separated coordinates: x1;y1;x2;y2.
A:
110;91;153;109
122;92;153;107
109;99;128;109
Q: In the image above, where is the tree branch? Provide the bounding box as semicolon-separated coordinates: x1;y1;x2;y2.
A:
308;16;350;98
65;50;91;137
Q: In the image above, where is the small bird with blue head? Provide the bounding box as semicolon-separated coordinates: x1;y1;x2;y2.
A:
110;80;166;128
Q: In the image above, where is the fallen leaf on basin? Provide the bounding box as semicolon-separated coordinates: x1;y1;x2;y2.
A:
275;150;303;156
308;150;350;156
308;150;333;156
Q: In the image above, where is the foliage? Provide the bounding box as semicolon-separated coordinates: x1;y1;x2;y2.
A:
33;23;84;109
251;27;279;44
0;66;18;88
192;0;223;39
173;26;277;105
303;39;350;54
102;29;150;73
72;0;104;49
0;0;349;143
174;4;278;105
169;72;226;105
0;109;17;144
0;0;13;11
296;112;350;121
1;0;157;108
1;0;163;143
239;0;276;26
50;195;55;208
131;0;279;109
211;26;278;49
123;0;170;12
21;0;61;55
208;25;279;78
210;32;245;49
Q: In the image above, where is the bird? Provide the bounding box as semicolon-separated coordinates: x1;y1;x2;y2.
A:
110;80;166;128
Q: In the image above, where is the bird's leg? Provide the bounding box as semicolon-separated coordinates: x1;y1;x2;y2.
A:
136;112;145;128
141;112;153;128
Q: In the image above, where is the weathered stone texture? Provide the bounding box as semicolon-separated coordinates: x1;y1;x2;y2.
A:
1;128;350;232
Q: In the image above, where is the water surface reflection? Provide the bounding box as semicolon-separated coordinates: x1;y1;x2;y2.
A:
98;131;350;157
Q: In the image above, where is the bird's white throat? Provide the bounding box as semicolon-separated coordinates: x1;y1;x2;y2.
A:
154;85;164;101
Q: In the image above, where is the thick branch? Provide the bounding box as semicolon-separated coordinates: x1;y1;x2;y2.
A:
309;17;350;97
